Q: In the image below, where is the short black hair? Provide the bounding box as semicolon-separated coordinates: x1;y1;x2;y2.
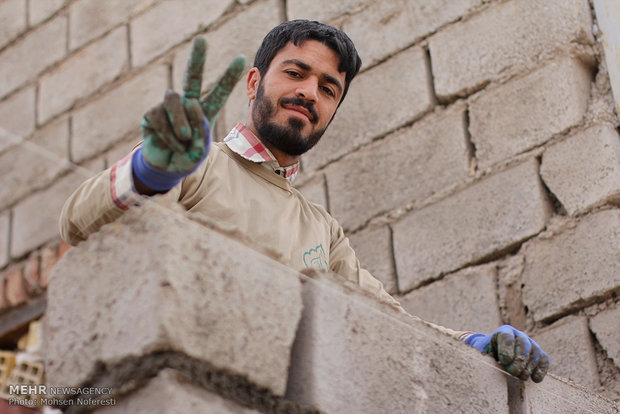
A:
253;20;362;104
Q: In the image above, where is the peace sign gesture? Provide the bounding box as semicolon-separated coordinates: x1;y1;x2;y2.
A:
139;37;246;175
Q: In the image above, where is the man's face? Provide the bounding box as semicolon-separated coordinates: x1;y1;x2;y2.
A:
247;40;346;156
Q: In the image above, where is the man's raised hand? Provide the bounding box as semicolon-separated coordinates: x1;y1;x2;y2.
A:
135;37;246;190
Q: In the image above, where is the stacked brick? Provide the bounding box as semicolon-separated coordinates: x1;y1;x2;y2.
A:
292;0;620;403
45;203;620;413
0;0;618;405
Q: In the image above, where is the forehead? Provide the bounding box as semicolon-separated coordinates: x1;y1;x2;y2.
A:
269;40;345;80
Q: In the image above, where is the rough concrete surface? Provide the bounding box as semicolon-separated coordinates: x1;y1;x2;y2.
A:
469;57;592;170
71;64;167;163
303;46;433;172
95;369;261;414
38;26;128;124
326;104;470;231
541;123;620;215
0;116;70;210
341;0;483;68
520;374;619;414
69;0;157;51
286;270;509;414
347;225;396;294
532;316;600;389
521;209;620;322
393;159;551;290
45;200;303;397
429;0;593;98
590;306;620;369
398;263;502;334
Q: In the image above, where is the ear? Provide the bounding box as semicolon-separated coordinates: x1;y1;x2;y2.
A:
246;67;261;100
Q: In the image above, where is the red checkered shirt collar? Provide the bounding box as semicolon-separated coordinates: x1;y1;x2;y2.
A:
224;123;300;183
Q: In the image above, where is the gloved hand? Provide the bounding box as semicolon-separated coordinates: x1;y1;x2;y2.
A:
134;36;247;191
464;325;550;383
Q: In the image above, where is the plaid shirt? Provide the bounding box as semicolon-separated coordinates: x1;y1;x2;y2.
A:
224;123;300;182
110;123;300;210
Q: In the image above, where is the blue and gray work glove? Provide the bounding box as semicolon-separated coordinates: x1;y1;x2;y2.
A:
464;325;550;382
133;37;246;192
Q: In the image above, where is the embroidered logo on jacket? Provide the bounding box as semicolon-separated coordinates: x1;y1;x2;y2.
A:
302;244;328;270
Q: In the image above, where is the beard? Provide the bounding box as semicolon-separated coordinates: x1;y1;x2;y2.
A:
252;81;327;156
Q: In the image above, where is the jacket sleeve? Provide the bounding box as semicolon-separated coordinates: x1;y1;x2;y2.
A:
327;216;468;340
59;152;181;246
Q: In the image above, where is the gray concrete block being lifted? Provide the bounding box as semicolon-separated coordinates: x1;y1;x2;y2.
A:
45;200;303;397
286;270;509;414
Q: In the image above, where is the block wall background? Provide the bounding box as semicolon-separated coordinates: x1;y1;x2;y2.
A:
0;0;618;402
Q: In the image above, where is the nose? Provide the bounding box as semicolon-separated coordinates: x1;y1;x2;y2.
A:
295;77;318;103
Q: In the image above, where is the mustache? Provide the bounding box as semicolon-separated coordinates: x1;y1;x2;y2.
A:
279;97;318;123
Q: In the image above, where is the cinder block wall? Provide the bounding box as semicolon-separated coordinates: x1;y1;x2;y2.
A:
0;0;619;402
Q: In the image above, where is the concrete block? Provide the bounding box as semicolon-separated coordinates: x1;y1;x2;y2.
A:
532;316;599;389
172;0;281;92
398;263;501;333
326;104;469;231
0;0;27;49
393;159;551;290
470;57;592;170
0;127;21;155
221;78;250;134
0;212;9;269
590;306;620;369
429;0;593;99
287;0;365;22
498;254;527;330
29;0;65;26
11;171;86;258
541;124;620;215
130;0;233;68
347;225;396;294
0;84;35;140
286;270;509;413
69;0;156;51
103;133;140;167
303;46;433;172
71;64;167;162
0;17;66;99
38;26;128;124
45;201;303;397
95;369;260;414
342;0;482;68
0;116;70;210
296;175;327;211
519;374;620;414
521;209;620;323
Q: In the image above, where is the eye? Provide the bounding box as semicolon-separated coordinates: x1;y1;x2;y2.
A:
286;70;301;78
321;85;335;97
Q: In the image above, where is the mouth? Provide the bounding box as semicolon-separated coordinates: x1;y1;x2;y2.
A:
282;103;314;122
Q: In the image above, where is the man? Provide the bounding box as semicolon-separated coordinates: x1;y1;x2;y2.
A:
60;20;549;383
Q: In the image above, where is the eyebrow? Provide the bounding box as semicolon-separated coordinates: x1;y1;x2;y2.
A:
281;59;343;94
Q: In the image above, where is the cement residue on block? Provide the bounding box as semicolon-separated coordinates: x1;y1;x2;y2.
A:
45;200;303;397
